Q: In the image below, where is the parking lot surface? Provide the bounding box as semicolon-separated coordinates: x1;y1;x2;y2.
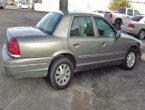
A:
0;9;145;110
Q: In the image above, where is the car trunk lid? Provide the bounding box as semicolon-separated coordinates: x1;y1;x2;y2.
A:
7;26;49;41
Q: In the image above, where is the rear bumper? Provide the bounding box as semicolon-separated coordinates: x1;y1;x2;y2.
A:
1;44;52;78
121;25;138;36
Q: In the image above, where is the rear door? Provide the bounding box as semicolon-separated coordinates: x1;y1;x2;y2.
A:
68;16;99;66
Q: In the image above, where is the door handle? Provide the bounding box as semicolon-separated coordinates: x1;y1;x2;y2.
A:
73;43;80;48
101;42;106;46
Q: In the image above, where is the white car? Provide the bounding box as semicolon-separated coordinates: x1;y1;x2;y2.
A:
93;10;111;17
17;2;32;9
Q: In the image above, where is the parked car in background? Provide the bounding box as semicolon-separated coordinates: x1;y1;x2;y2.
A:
121;16;145;40
17;1;32;9
1;11;143;89
0;0;5;9
105;8;141;30
93;10;111;17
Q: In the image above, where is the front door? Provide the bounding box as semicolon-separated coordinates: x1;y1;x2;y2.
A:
94;17;125;65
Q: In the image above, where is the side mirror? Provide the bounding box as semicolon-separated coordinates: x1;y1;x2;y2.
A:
116;31;121;39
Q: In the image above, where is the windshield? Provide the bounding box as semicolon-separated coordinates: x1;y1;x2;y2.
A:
131;16;143;22
36;12;63;34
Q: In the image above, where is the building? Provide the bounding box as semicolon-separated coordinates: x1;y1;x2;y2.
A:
128;0;145;14
34;0;110;12
34;0;145;14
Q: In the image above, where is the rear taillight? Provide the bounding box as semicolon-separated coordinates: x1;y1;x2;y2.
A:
8;38;20;57
128;23;135;28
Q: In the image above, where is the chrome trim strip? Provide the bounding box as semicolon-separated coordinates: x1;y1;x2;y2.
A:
78;51;126;59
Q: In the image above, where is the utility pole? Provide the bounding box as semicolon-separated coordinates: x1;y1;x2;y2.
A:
59;0;68;11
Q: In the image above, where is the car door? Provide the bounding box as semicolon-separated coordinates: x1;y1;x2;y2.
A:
68;16;99;67
94;17;126;66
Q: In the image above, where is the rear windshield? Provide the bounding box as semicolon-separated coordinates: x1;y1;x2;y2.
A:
131;16;143;22
118;8;126;14
36;12;63;34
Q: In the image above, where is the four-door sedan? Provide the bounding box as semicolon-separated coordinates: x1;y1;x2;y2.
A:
1;11;143;89
121;16;145;40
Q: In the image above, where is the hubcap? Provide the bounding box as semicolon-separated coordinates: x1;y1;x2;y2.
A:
55;64;71;86
115;22;121;30
127;52;136;68
139;31;145;39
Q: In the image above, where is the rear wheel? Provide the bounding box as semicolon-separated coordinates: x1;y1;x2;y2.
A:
114;19;121;30
138;29;145;40
49;57;74;89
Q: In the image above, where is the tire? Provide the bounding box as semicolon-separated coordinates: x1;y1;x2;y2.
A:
49;57;74;89
114;19;121;30
138;29;145;40
122;48;137;70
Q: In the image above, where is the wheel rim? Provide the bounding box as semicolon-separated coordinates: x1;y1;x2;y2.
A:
127;52;136;68
115;22;121;30
55;64;71;86
139;30;145;39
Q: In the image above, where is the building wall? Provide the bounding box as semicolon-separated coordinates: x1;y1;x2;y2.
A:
34;0;110;12
34;0;145;14
128;1;145;14
34;0;59;12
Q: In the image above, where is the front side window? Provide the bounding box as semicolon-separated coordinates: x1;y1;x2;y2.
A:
70;16;94;37
95;17;116;38
134;10;140;16
127;9;133;16
36;12;63;34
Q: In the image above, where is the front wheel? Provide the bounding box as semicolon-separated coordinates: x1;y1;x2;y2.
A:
122;48;137;70
49;57;74;89
138;30;145;40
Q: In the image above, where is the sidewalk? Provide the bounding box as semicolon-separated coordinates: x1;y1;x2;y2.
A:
5;5;18;10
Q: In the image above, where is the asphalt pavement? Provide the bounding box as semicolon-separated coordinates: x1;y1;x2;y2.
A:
0;9;145;110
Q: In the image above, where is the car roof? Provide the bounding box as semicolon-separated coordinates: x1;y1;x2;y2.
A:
53;10;102;17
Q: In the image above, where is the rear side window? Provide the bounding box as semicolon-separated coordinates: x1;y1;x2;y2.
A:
119;8;126;14
127;9;133;16
70;16;94;37
131;16;143;22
